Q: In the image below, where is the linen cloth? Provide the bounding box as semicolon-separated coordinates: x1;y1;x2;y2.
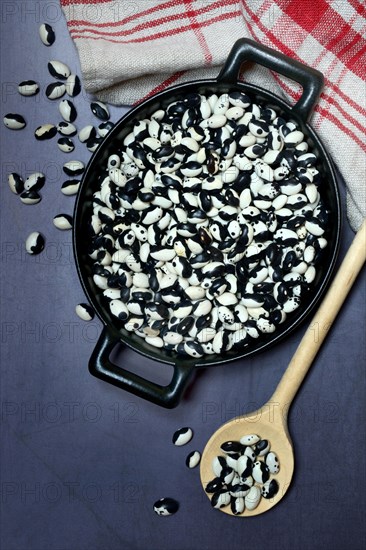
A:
61;0;366;231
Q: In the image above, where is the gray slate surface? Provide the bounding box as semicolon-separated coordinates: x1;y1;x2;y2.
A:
1;3;365;550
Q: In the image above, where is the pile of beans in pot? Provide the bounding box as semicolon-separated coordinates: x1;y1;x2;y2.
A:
89;91;329;358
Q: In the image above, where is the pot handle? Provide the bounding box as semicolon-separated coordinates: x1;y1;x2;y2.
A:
217;38;324;121
89;327;196;408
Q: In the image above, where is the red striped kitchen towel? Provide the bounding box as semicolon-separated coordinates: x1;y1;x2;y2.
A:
61;0;366;231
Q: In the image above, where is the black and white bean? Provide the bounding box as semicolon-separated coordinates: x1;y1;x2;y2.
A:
8;173;24;195
87;137;103;152
53;214;73;230
57;122;77;136
172;427;193;446
186;450;201;468
58;137;75;153
3;113;26;130
48;60;70;80
266;452;280;474
153;497;179;516
261;479;279;499
25;232;45;255
245;485;261;511
39;23;55;46
79;125;96;143
20;190;41;205
98;121;114;137
24;172;45;192
63;160;85;177
75;303;94;321
46;82;66;100
35;124;57;140
18;80;40;96
59;99;77;123
61;179;80;195
65;74;81;97
90;101;110;121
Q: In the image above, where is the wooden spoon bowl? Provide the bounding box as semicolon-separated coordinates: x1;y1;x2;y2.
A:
200;220;366;516
200;407;294;516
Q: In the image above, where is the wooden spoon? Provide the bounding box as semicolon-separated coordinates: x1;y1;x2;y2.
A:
200;220;366;516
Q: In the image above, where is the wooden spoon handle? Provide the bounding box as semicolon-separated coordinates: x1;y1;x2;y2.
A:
272;219;366;410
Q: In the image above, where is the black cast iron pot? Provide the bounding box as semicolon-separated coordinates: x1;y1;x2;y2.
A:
73;39;341;408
